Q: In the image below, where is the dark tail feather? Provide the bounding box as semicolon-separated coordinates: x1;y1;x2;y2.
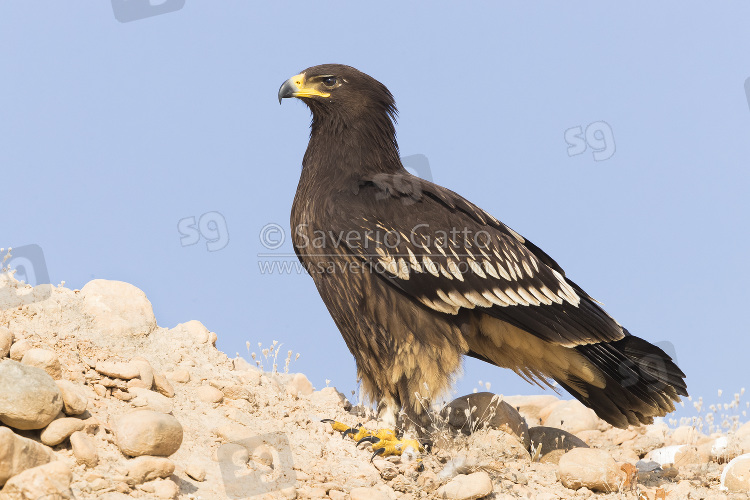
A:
557;333;688;428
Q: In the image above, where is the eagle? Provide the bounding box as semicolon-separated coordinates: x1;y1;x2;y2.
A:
278;64;687;437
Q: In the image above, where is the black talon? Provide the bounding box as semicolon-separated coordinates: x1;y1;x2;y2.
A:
356;435;380;448
342;423;363;439
321;419;334;423
370;448;385;462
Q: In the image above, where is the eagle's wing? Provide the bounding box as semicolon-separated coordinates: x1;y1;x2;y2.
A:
336;173;624;348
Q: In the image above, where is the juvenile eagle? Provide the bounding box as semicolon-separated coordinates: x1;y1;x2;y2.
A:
278;64;687;431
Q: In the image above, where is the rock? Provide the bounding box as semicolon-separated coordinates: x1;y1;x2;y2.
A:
558;448;624;492
0;427;56;486
0;461;73;499
529;426;589;458
125;456;175;485
647;445;684;466
55;379;88;415
95;360;140;380
466;428;531;462
151;478;180;499
286;373;313;397
220;384;253;401
70;431;98;467
114;410;183;457
503;394;560;426
197;385;224;403
0;326;12;357
129;387;174;413
310;386;351;410
185;464;206;482
21;347;62;379
40;417;85;446
130;357;154;389
542;400;600;434
721;453;750;493
0;359;63;430
8;338;32;361
350;487;391;500
435;471;493;499
441;392;529;448
166;368;190;383
80;279;157;339
153;372;175;397
174;320;209;344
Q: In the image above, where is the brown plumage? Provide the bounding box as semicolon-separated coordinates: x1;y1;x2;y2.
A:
278;64;687;429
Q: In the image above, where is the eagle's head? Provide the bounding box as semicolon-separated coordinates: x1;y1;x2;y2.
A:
278;64;397;125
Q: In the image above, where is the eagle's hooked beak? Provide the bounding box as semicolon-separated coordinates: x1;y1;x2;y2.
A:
278;73;331;104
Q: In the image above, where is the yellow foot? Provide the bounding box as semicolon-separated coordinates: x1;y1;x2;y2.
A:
321;420;424;462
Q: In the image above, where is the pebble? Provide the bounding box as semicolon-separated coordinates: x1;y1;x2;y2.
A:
70;430;99;467
435;471;493;500
220;384;253;401
153;372;175;397
95;360;141;380
542;400;600;434
140;478;180;499
55;379;88;415
0;359;63;430
441;392;530;448
558;447;624;492
286;372;314;397
40;417;85;446
8;338;32;361
0;461;73;499
175;320;210;344
0;427;56;486
130;356;155;388
114;410;183;457
21;347;63;379
197;385;224;403
129;387;174;413
721;453;750;493
185;464;206;482
125;456;175;485
166;368;190;383
0;326;12;357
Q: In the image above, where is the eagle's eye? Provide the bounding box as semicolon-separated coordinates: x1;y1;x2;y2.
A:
322;76;337;87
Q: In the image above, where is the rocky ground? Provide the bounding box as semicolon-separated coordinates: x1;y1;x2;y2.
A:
0;268;749;500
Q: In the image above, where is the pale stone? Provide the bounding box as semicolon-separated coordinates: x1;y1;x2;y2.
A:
503;394;560;426
435;471;493;500
220;384;252;401
0;427;56;486
174;320;209;344
0;359;63;430
197;385;224;403
114;410;183;457
185;464;206;482
286;373;313;397
95;360;140;379
543;399;600;434
70;430;98;467
125;456;175;485
558;448;624;492
0;461;73;499
166;368;190;383
131;356;154;388
80;279;157;338
40;417;85;446
21;348;62;379
153;372;175;397
55;379;88;415
310;386;350;410
8;338;32;361
152;478;179;499
129;387;174;413
0;326;12;358
721;453;750;493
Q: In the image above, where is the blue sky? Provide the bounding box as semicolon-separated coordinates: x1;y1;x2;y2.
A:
3;3;749;421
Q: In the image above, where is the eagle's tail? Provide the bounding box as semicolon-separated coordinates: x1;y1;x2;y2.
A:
555;333;688;428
